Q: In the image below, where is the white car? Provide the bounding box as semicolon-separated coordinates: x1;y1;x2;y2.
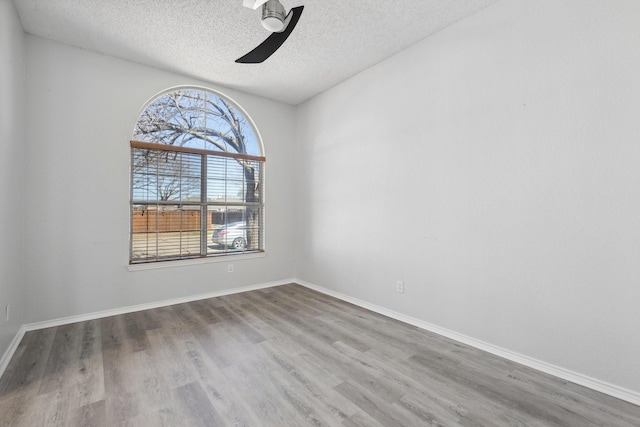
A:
212;222;247;250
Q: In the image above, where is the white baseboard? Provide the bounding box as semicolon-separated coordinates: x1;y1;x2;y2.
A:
295;279;640;407
0;278;295;379
0;325;28;381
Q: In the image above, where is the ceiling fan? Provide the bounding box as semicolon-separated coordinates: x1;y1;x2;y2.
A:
236;0;304;64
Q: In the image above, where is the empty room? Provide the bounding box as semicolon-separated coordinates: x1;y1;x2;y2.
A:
1;0;640;425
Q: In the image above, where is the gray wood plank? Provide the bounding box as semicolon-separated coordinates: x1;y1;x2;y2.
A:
0;327;58;426
70;399;106;427
179;338;266;427
172;381;225;427
334;380;417;427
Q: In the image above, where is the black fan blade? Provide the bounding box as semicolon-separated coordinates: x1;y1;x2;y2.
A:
236;6;304;64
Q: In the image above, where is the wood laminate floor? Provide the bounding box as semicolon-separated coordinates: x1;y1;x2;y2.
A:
1;284;639;426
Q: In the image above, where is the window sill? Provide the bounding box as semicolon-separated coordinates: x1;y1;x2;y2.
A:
127;251;266;271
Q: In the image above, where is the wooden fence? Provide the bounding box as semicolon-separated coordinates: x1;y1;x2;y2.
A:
132;209;245;233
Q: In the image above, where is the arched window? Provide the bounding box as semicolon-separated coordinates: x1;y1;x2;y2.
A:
130;87;264;264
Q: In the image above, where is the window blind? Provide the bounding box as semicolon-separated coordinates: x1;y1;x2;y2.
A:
130;141;264;263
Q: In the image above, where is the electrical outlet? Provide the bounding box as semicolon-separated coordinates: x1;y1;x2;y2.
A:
228;264;234;273
396;281;404;293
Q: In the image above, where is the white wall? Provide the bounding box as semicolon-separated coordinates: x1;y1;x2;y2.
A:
295;0;640;394
23;36;297;323
0;0;27;357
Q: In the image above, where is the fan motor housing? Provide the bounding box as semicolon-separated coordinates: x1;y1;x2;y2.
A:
261;0;286;32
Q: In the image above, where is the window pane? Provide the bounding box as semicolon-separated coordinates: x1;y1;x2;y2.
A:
207;179;227;202
207;156;255;202
132;175;159;201
243;160;262;203
208;207;247;253
132;149;159;201
244;205;263;251
177;206;202;257
133;89;260;155
180;177;201;201
180;152;201;178
131;204;201;261
131;204;159;261
132;149;202;202
207;156;227;179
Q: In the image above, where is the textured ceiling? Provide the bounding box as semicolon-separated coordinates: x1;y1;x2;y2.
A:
13;0;498;105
